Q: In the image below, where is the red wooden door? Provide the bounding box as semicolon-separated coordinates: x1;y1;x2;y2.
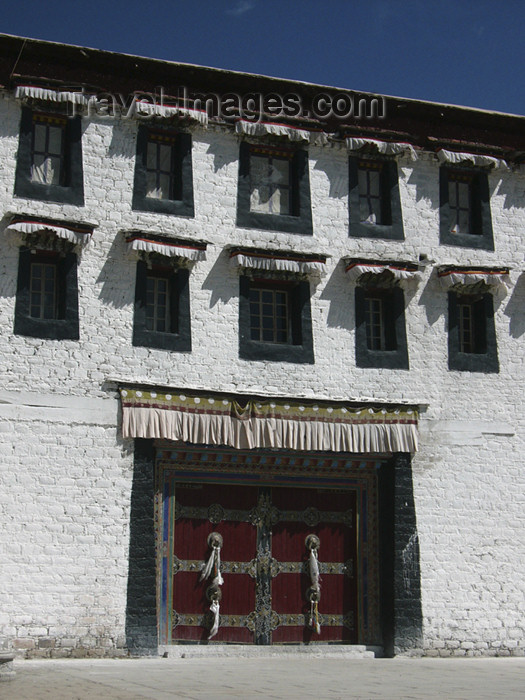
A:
169;483;357;644
271;488;357;643
171;483;258;643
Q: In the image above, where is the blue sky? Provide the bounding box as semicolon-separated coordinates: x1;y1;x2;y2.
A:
2;0;524;115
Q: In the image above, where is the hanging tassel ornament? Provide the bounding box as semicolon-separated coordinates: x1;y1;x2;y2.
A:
201;532;224;639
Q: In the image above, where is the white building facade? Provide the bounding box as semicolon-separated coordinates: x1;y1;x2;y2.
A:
0;35;523;657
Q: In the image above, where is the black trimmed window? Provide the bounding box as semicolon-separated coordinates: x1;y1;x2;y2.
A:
14;248;79;340
349;158;404;240
132;260;191;351
448;291;498;372
14;108;84;205
236;142;313;235
239;276;314;363
132;126;194;217
439;167;493;250
355;286;409;369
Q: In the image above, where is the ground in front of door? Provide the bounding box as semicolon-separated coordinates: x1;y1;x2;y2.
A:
4;657;525;700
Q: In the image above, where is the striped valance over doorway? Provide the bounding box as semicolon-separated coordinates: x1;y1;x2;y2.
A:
120;388;418;453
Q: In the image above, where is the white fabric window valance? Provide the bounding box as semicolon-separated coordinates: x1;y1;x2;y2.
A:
230;250;327;276
346;137;418;161
120;388;419;454
345;261;421;282
133;101;209;126
235;119;328;145
15;85;92;106
6;219;92;247
436;149;507;169
127;235;207;261
437;268;510;289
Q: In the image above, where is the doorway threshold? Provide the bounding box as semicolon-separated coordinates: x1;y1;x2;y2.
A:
158;644;379;659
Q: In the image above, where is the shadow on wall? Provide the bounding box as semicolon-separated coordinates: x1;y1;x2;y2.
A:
320;259;355;332
96;233;136;309
201;247;238;308
504;272;525;338
312;149;348;200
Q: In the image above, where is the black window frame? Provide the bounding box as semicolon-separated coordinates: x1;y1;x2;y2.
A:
349;157;404;240
236;142;313;235
132;260;191;351
448;291;499;372
14;107;84;205
355;285;409;369
132;125;194;217
439;166;494;250
239;275;314;363
14;247;80;340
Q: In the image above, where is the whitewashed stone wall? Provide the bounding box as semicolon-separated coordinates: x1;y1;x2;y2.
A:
0;89;523;655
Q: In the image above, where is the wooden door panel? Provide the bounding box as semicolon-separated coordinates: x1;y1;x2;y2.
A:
271;487;357;643
171;483;258;643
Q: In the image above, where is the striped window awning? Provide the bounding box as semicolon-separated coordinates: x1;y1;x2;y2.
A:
15;84;92;106
125;233;207;262
229;247;328;276
345;259;421;283
6;217;93;246
436;149;507;169
120;388;419;454
235;119;329;145
133;100;208;126
437;266;511;289
346;137;418;161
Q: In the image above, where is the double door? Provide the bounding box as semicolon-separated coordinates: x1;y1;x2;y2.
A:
170;483;357;644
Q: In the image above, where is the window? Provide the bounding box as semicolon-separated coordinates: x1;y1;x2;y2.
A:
448;291;498;372
237;142;313;235
355;285;409;369
349;158;404;240
14;108;84;205
132;126;194;217
439;168;493;250
14;248;79;340
132;261;191;351
239;276;314;363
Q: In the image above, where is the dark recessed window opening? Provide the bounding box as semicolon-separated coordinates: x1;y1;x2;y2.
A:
448;171;473;235
249;151;292;216
349;158;402;239
146;273;173;333
14;107;84;205
439;167;493;250
355;285;408;369
30;259;58;319
236;142;312;235
31;114;66;186
457;295;487;354
132;126;194;217
249;286;290;343
448;291;498;372
14;247;79;340
239;275;314;363
145;133;178;201
365;296;386;350
358;161;386;224
132;261;190;351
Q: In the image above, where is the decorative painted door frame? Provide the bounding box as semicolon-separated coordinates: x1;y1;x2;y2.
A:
156;444;382;645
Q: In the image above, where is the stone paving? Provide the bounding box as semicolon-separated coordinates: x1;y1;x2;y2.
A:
1;657;525;700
